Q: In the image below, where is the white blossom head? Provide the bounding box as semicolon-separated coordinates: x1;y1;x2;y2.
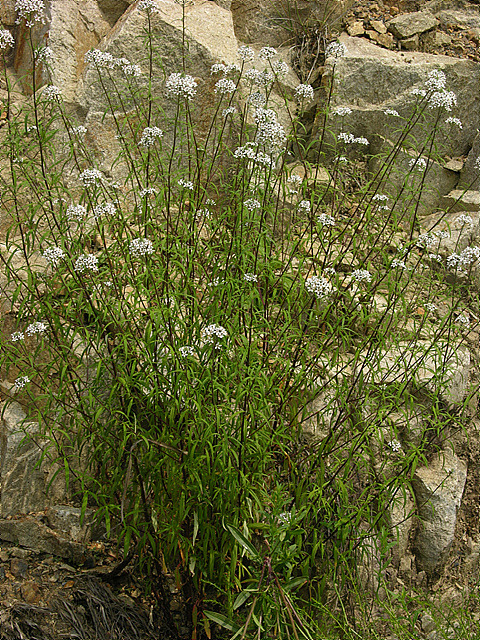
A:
214;78;236;95
332;106;352;116
84;49;115;69
445;116;462;129
166;73;197;100
0;29;14;51
66;204;87;221
258;47;277;60
294;84;314;101
129;237;154;257
351;269;372;283
13;376;30;390
237;45;255;62
425;69;446;92
80;168;103;186
74;254;99;273
201;324;228;349
409;157;427;172
42;85;62;101
298;200;311;213
325;41;347;61
428;90;456;111
35;46;54;64
15;0;45;27
137;0;160;13
26;321;47;336
305;275;332;299
244;198;261;211
272;60;288;77
139;126;163;147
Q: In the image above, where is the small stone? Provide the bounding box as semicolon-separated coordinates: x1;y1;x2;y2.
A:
390;6;399;15
400;35;419;50
371;20;387;34
388;11;438;39
21;581;42;604
347;21;364;36
422;614;436;634
10;558;28;578
435;31;452;46
371;32;395;48
0;551;8;562
11;547;29;559
0;566;5;580
444;158;464;172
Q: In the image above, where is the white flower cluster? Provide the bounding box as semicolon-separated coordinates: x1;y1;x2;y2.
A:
0;29;14;50
391;259;407;270
244;273;258;282
287;174;302;193
139;126;163;147
446;116;462;128
409;157;427;172
372;194;389;201
43;246;65;267
71;125;87;138
223;106;237;117
66;204;87;221
166;73;197;100
278;512;292;524
26;321;47;336
214;78;236;95
129;237;153;257
332;106;352;116
305;275;332;299
245;68;274;88
244;198;261;211
425;69;446;92
388;440;402;452
42;85;62;101
93;202;116;218
298;200;311;213
446;246;480;271
259;47;277;60
384;109;400;117
210;63;240;75
272;60;288;77
35;46;54;64
455;214;474;226
137;0;160;13
15;0;45;27
84;49;115;69
139;187;158;197
80;168;103;186
122;62;142;77
456;314;470;328
351;269;372;283
338;132;369;145
254;107;286;152
178;178;194;190
416;232;440;249
248;92;266;108
294;84;314;101
429;90;456;111
234;143;275;168
75;254;98;273
13;376;30;390
201;324;228;348
180;345;195;357
317;214;336;227
237;45;255;62
325;42;347;60
424;303;437;313
11;331;25;341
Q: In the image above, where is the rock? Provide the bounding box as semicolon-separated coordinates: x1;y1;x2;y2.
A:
387;11;438;39
46;505;96;544
412;448;467;577
360;341;471;408
0;402;66;517
371;20;387;35
436;9;480;31
458;132;480;190
0;517;90;565
347;21;365;37
390;487;415;560
441;190;480;213
21;581;42;604
400;35;419;50
14;0;118;101
10;557;28;578
419;209;480;256
371;31;395;48
0;0;15;26
444;158;464;173
435;31;452;47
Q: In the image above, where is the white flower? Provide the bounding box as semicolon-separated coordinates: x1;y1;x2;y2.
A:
66;204;87;221
42;85;62;101
74;254;99;273
201;324;228;349
391;259;407;269
11;331;25;342
272;60;288;77
234;143;275;168
295;84;314;101
278;512;292;524
428;253;443;262
70;125;87;138
25;321;47;336
325;42;347;60
43;246;65;267
338;132;369;145
35;46;54;64
137;0;160;13
298;200;311;213
178;178;194;190
388;440;402;452
206;198;216;206
409;157;427;172
425;69;446;91
214;78;236;95
332;106;352;116
445;116;462;129
456;214;474;226
429;91;456;111
15;0;45;27
372;194;389;201
80;168;103;186
411;87;427;98
180;345;195;357
122;63;142;77
305;275;332;299
13;376;30;390
139;126;163;147
384;109;400;117
166;73;197;100
317;214;335;227
425;303;437;313
244;198;261;211
244;273;258;282
245;68;273;87
223;106;237;117
254;107;286;151
337;155;348;163
456;314;470;329
475;157;480;172
247;92;266;108
129;237;153;257
355;136;369;145
259;47;277;60
84;49;115;69
237;45;255;62
0;29;14;50
351;269;372;283
139;187;158;197
447;246;480;271
93;202;116;219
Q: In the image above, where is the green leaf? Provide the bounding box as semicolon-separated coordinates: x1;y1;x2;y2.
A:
193;510;199;547
203;611;241;633
226;524;260;560
233;589;253;610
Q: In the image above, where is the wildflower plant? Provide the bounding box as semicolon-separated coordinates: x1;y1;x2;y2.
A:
0;7;477;640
